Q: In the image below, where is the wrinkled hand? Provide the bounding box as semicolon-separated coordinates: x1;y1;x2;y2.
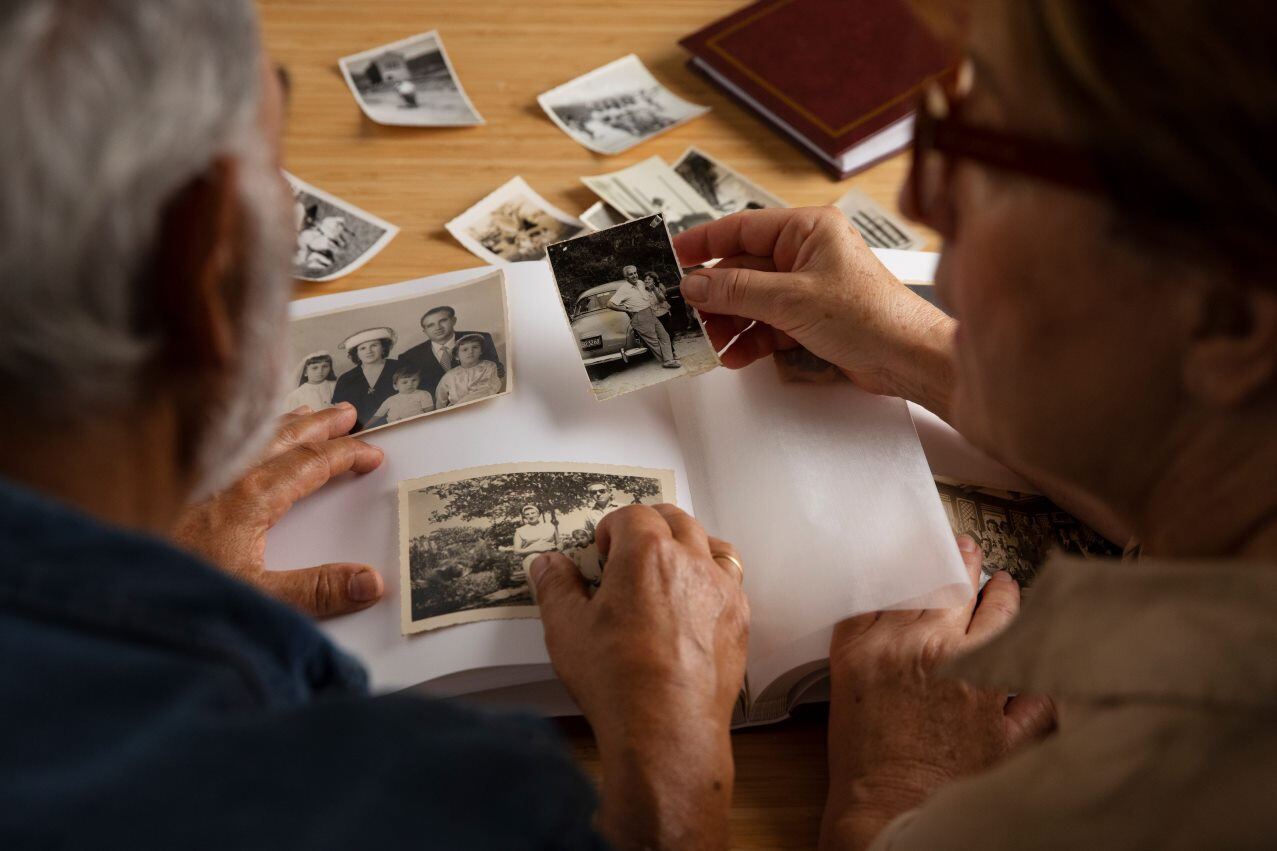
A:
531;505;749;851
172;404;386;619
674;208;955;411
819;537;1056;851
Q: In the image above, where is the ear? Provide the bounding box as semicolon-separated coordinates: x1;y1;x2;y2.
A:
1183;283;1277;406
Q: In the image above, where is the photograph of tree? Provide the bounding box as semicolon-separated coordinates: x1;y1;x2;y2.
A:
398;462;676;634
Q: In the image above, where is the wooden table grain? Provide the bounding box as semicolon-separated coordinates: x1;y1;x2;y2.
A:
259;2;935;846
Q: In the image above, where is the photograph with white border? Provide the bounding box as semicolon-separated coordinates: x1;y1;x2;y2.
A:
282;269;511;433
538;54;709;155
286;172;399;283
833;188;924;250
579;201;628;233
446;177;584;264
581;156;717;235
339;31;484;127
400;462;675;634
673;147;789;216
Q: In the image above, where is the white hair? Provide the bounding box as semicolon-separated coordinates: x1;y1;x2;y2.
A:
0;1;294;495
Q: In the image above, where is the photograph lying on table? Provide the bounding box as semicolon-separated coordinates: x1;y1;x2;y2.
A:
400;462;676;634
673;147;788;215
446;176;583;264
339;31;484;127
833;188;924;250
582;157;717;235
935;477;1123;589
547;215;719;401
286;172;398;283
282;269;510;433
538;54;709;155
579;201;627;233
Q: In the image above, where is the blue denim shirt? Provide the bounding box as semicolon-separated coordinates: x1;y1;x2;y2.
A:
0;480;607;849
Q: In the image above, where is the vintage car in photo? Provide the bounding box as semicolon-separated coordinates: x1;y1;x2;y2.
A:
569;280;693;376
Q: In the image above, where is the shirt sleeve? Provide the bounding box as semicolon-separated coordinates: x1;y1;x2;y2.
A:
372;398;392;418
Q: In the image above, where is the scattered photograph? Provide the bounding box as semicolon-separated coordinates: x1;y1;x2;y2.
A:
673;147;788;216
579;201;628;233
283;270;511;433
538;54;709;155
286;172;399;283
547;215;719;401
833;188;924;250
581;157;717;236
339;31;484;127
400;462;676;634
935;477;1123;589
446;177;584;264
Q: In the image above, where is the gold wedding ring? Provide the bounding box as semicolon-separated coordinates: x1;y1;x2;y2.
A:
712;552;745;582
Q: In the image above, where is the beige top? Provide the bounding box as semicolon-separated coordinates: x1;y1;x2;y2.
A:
871;555;1277;851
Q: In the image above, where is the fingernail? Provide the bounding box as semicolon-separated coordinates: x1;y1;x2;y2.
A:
347;570;382;602
992;570;1015;584
957;535;978;554
291;405;313;415
681;274;709;302
528;554;551;589
337;401;355;412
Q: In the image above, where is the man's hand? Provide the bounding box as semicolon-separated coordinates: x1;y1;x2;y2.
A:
531;505;749;851
819;537;1055;851
172;404;386;619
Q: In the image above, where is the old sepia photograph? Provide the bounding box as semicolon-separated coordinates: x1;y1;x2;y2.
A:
283;270;511;433
579;201;628;233
286;172;399;283
446;176;583;264
582;157;717;236
339;31;484;127
834;188;924;250
674;147;788;216
935;477;1122;588
399;462;676;634
538;54;709;155
547;215;719;401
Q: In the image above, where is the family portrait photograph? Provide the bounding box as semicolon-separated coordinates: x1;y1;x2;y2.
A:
674;147;789;216
339;31;484;127
283;269;511;433
546;214;719;401
286;172;399;283
446;176;583;264
399;462;675;634
538;54;709;155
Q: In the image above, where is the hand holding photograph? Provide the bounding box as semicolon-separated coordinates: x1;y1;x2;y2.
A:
339;31;484;127
673;147;789;216
400;462;675;634
285;172;399;283
446;177;583;264
547;214;719;401
538;54;709;155
581;156;717;235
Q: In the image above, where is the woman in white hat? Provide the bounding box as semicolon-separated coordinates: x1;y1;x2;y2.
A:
331;327;400;431
282;351;336;413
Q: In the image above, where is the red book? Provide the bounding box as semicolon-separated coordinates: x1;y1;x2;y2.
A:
680;0;957;178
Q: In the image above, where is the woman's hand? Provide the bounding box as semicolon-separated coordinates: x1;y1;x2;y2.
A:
172;404;386;619
674;207;956;416
531;505;749;851
819;537;1055;851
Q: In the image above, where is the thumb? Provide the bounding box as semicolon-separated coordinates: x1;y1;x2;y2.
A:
680;265;795;325
1004;693;1057;749
529;552;589;631
258;563;384;619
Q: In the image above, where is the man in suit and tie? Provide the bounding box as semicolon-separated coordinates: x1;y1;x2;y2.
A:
398;305;505;397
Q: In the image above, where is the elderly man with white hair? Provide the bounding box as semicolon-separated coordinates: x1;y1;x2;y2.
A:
0;3;748;849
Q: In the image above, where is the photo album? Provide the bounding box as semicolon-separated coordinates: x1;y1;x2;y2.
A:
268;219;999;727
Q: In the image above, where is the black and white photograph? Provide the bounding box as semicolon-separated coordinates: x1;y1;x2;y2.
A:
339;31;484;127
399;462;675;634
286;172;399;282
834;188;924;250
581;156;718;236
547;215;719;401
673;147;788;215
283;270;511;433
538;54;709;155
935;477;1123;589
445;176;583;264
579;201;627;233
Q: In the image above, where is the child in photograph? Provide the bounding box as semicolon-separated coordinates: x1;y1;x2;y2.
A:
365;366;435;428
434;334;503;408
283;351;336;412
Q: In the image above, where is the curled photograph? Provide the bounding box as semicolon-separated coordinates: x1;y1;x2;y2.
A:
339;30;484;127
399;462;676;634
446;176;583;264
673;147;788;216
285;172;398;282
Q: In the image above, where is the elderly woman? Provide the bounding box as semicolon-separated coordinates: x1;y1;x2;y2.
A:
331;326;400;431
671;1;1277;847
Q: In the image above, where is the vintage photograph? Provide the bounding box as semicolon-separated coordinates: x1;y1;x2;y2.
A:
538;54;709;155
834;188;924;250
547;214;719;401
579;201;627;233
339;31;484;127
445;176;583;264
399;462;676;634
286;172;399;283
935;477;1123;588
674;147;788;216
582;157;717;236
283;270;511;433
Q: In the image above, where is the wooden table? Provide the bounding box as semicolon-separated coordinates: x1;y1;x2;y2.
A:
259;2;935;846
